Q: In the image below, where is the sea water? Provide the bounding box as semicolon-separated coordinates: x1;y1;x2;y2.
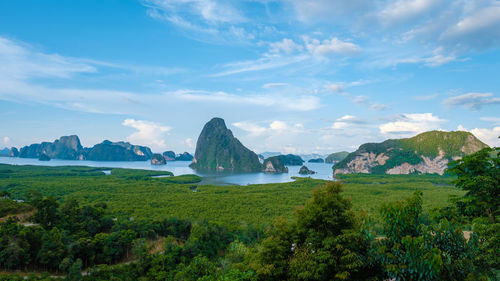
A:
0;157;334;185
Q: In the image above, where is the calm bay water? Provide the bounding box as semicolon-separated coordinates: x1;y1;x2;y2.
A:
0;157;334;185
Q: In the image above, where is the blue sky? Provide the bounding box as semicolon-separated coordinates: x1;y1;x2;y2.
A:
0;0;499;154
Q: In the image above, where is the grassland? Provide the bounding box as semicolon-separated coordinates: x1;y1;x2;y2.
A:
0;164;464;230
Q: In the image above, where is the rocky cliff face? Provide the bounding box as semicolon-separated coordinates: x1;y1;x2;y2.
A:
263;156;288;173
19;135;84;160
85;140;152;161
176;152;193;161
333;131;488;176
190;118;262;172
9;147;19;157
151;153;166;165
163;151;176;161
16;135;154;161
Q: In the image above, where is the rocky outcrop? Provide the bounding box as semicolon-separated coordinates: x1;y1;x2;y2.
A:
190;118;262;172
299;165;315;175
19;135;84;160
38;154;51;161
0;148;9;157
263;156;288;173
9;147;19;157
151;153;166;165
333;131;488;175
308;158;325;163
85;140;152;161
176;152;193;161
163;151;176;161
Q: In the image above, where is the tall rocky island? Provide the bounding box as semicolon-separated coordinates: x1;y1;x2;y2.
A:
190;118;263;172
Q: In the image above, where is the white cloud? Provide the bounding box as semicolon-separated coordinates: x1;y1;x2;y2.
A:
185;138;194;148
0;37;96;82
304;36;360;56
370;103;389;111
424;47;457;66
441;4;500;48
2;137;9;145
351;95;369;105
233;120;296;136
443;92;500;110
379;0;441;25
144;0;244;25
269;38;303;55
269;121;288;131
172;89;320;111
332;115;365;129
289;0;373;22
232;122;267;136
262;83;288;89
457;125;500;147
380;113;446;135
122;119;171;150
211;54;309;76
324;83;345;93
480;117;500;125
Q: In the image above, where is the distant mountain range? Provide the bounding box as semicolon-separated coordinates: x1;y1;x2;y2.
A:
5;135;192;162
333;131;488;175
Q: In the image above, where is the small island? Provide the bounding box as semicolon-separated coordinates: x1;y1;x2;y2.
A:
298;165;315;175
263;156;288;173
308;158;324;163
151;153;166;165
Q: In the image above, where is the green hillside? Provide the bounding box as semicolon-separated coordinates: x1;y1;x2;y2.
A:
334;131;488;174
325;151;349;163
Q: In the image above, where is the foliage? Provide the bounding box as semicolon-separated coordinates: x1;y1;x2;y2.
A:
110;168;173;180
447;147;499;222
251;182;375;280
0;198;33;217
156;174;202;184
399;130;488;159
0;161;497;280
375;191;491;280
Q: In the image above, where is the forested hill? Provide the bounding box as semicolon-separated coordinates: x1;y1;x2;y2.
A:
333;130;488;175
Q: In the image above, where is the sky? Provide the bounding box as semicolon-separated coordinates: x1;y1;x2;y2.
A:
0;0;499;154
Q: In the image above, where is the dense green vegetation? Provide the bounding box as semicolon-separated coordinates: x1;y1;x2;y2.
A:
0;146;498;280
399;130;488;159
0;165;463;229
0;194;33;218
